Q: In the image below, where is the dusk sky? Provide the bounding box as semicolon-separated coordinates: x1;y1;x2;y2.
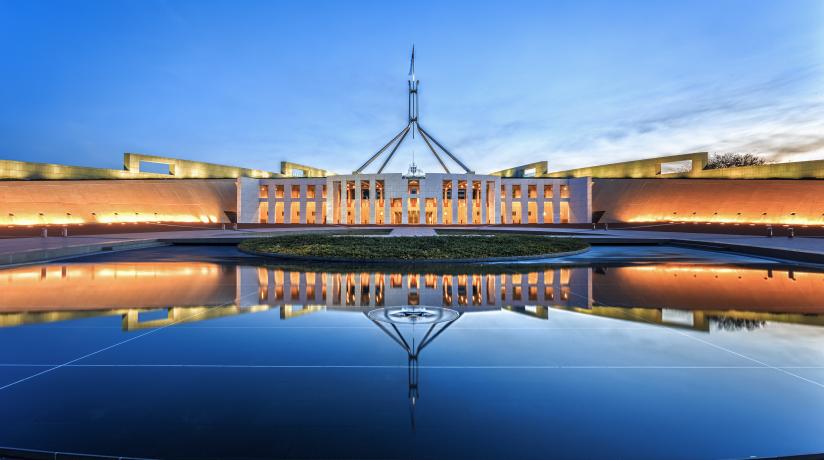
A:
1;0;822;174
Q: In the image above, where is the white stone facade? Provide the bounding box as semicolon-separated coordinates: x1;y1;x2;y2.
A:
244;174;591;225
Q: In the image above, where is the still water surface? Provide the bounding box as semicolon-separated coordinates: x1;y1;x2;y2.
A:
0;246;822;459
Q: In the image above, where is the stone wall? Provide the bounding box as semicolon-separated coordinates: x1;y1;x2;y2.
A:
593;178;824;225
0;179;237;225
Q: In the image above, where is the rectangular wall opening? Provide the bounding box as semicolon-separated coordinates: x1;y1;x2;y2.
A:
659;160;693;175
543;202;554;224
306;202;316;224
511;202;522;224
139;161;171;174
560;202;570;223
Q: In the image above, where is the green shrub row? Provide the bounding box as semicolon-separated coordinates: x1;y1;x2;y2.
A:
239;234;588;261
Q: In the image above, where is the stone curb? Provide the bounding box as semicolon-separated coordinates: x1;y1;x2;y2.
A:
0;240;168;267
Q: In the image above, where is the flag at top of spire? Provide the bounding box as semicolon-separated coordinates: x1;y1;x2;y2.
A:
408;45;416;82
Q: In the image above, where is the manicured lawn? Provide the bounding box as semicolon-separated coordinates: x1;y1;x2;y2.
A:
239;234;588;261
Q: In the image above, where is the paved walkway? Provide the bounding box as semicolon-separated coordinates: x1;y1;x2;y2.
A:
389;227;437;237
472;226;824;257
0;225;820;266
0;227;343;266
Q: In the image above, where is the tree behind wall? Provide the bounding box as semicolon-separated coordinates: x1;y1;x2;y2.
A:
704;153;766;169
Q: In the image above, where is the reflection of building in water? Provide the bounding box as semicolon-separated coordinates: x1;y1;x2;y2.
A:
0;262;236;311
1;262;823;331
0;263;588;328
121;304;275;330
244;266;591;312
592;265;824;312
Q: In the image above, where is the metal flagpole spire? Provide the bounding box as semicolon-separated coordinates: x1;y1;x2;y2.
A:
353;46;474;174
408;45;418;130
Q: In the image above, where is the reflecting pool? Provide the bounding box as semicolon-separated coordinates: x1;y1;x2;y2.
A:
0;246;823;459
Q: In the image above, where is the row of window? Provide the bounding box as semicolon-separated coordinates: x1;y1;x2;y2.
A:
504;184;570;199
261;183;572;200
260;184;327;200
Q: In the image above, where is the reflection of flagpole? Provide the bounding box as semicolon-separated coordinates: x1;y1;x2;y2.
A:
409;317;417;430
365;306;461;432
409;351;418;430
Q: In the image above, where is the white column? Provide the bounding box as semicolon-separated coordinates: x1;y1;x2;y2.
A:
326;180;334;225
466;179;474;225
521;275;528;305
316;186;324;224
480;181;487;225
368;179;376;224
354;273;362;307
282;272;291;302
553;180;562;224
284;181;293;224
266;184;275;224
299;184;307;224
384;184;391;225
537;181;545;224
493;179;501;224
401;193;408;225
451;276;458;306
369;273;376;307
451;179;458;224
520;181;528;225
436;189;443;225
401;275;407;302
326;273;334;306
354;180;362;225
505;183;513;225
380;274;388;305
340;180;347;224
299;272;307;303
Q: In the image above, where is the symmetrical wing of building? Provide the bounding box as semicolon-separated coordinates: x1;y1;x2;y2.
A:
1;50;823;227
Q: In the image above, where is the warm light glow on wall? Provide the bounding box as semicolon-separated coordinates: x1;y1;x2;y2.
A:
95;213;209;224
1;215;86;226
0;213;221;226
627;213;824;226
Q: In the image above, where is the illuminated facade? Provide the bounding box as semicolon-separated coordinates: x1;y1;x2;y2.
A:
248;174;590;225
1;50;822;227
0;155;597;226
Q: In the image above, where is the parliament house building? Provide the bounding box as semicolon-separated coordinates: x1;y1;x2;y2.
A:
1;51;822;228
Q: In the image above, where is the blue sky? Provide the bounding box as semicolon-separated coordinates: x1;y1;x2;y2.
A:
1;0;822;174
